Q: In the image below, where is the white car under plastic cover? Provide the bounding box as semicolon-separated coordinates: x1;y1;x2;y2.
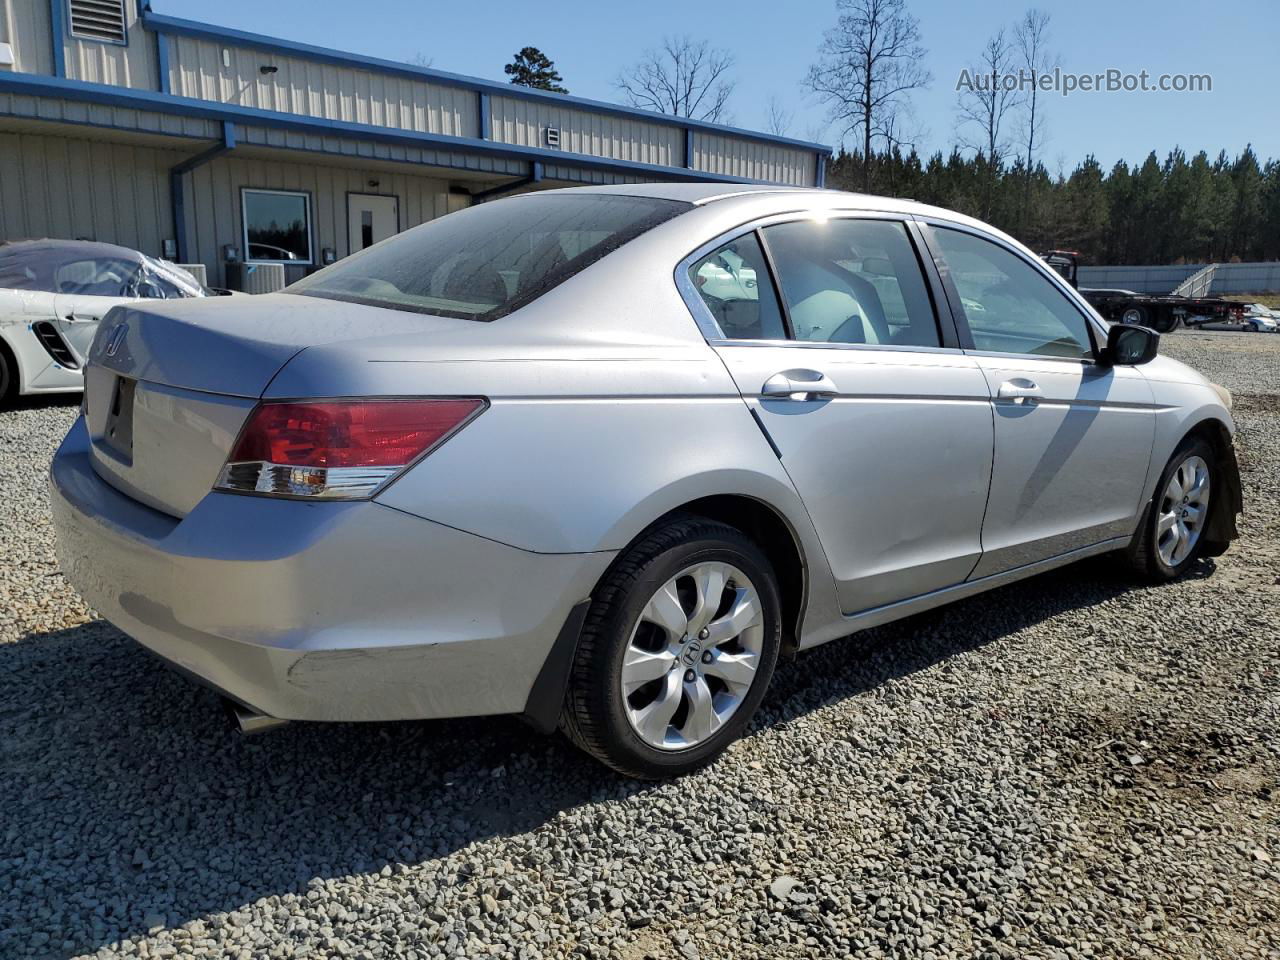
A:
0;238;206;400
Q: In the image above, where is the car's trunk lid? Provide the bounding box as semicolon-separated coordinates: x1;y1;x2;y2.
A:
84;293;482;517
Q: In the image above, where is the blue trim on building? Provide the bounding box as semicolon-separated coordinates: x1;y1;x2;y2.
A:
478;91;491;141
155;31;171;94
0;71;791;186
139;9;832;157
469;159;545;202
170;120;236;263
48;0;66;77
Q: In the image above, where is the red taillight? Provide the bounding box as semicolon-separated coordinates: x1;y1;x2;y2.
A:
217;398;484;499
230;399;484;468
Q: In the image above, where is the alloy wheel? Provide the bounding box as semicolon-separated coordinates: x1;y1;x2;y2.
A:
620;561;765;750
1156;454;1211;567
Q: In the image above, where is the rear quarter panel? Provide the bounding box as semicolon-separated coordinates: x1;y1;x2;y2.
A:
365;344;844;644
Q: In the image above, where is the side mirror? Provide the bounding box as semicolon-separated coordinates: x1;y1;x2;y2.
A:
1102;324;1159;366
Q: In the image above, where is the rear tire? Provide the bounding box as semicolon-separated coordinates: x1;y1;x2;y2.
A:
560;515;781;779
0;343;17;408
1125;437;1216;582
1121;306;1147;326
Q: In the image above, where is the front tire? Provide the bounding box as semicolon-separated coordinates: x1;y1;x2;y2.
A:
560;515;782;779
1125;437;1215;581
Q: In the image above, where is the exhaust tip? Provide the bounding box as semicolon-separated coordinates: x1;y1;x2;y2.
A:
225;699;290;735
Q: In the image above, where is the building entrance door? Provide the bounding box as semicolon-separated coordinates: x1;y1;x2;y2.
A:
347;193;400;254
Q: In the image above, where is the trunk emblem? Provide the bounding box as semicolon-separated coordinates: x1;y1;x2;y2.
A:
104;324;128;358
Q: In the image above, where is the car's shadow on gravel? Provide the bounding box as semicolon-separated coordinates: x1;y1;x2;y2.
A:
3;394;81;413
0;555;1209;954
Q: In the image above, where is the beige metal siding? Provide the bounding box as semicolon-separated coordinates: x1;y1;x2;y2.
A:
166;36;477;138
489;94;679;167
182;153;455;285
64;0;158;89
692;131;814;186
0;128;178;252
2;0;56;74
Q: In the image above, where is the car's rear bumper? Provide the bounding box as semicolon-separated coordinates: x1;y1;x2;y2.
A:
50;416;614;722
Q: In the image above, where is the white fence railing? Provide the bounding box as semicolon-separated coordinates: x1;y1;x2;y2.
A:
1172;264;1217;298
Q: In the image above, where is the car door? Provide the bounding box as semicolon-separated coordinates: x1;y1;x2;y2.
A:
51;292;119;362
49;255;143;362
921;222;1156;578
682;215;995;615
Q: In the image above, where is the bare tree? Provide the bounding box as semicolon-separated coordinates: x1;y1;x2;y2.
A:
1014;9;1055;226
803;121;830;144
806;0;931;193
955;27;1023;216
614;37;735;123
409;52;434;68
764;96;794;137
875;104;925;193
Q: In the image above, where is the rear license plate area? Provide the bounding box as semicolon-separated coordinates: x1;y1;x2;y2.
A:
102;376;136;464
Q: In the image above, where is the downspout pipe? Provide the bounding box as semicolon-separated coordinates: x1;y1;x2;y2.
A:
48;0;66;77
169;120;236;264
469;160;543;203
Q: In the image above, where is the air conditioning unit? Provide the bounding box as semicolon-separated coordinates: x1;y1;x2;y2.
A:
224;262;286;294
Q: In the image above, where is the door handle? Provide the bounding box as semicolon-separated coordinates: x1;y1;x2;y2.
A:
761;369;838;400
997;378;1042;404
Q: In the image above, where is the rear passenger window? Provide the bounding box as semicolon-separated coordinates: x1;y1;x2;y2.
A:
688;233;787;340
761;219;941;347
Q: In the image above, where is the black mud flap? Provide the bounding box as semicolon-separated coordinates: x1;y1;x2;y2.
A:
520;600;590;734
1202;432;1243;557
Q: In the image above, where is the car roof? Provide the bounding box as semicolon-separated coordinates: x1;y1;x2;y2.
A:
0;237;156;262
534;181;999;238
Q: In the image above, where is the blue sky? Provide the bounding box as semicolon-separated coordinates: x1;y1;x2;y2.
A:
158;0;1276;171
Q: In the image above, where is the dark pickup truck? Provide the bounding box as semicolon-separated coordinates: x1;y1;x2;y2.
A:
1041;250;1244;333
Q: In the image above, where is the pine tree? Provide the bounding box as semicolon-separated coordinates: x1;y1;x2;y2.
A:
503;47;568;94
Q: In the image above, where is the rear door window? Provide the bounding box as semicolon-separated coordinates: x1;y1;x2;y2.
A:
760;219;941;348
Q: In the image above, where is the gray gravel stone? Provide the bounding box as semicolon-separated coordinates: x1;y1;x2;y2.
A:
1;330;1278;959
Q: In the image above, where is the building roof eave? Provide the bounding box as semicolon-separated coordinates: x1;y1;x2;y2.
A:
0;71;794;185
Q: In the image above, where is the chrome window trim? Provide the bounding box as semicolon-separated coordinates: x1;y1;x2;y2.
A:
674;209;961;354
913;214;1112;347
705;337;963;357
960;349;1095;366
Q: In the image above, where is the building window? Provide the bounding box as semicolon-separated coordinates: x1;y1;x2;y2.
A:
68;0;128;45
241;189;313;265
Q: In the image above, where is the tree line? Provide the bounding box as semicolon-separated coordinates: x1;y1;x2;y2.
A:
825;144;1280;266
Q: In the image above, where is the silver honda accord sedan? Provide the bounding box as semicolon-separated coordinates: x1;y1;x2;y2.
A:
50;183;1241;778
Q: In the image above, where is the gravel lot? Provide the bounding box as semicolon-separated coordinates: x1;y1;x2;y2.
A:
2;331;1277;960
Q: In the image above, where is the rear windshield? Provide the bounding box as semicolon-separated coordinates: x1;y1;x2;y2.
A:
289;193;690;321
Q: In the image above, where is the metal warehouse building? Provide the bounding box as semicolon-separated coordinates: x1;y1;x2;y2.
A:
0;0;830;288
